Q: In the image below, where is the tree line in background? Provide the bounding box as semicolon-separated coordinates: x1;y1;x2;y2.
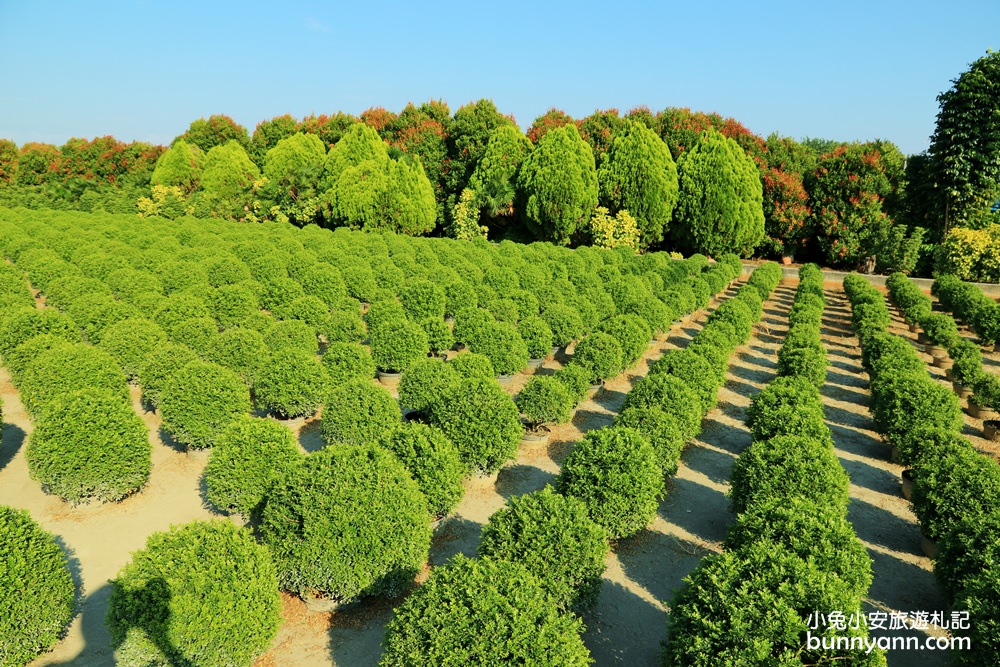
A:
0;51;997;277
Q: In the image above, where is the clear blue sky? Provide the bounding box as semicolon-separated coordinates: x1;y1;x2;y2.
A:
1;0;997;156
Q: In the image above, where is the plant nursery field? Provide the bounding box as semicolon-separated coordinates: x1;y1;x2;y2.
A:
0;207;998;667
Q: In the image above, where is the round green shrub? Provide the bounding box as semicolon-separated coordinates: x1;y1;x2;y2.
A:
479;486;609;613
300;263;346;308
572;332;624;382
364;299;407;335
0;308;78;359
541;303;584;347
152;292;210;332
558;426;662;539
936;509;1000;597
254;349;329;419
895;424;967;469
379;554;591;666
159;360;251;449
851;302;890;341
443;280;477;317
596;314;651;367
99;318;168;381
615;405;686;474
732;286;763;320
448;352;495;381
370;318;429;373
920;312;961;348
664;543;880;667
516;376;575;429
429;377;522;475
452;306;494;348
685;335;731;384
470;322;529;376
622;295;675;335
787;301;823;327
706;298;754;346
870;372;963;447
398;357;460;415
745;377;830;443
776;343;827;388
518;315;555;359
138;342;200;408
263;319;318;355
27;388;150;503
205;256;252;287
258;444;431;602
168;316;219;356
972;373;1000;411
279;295;332;339
20;343;129;417
205;327;270;388
911;440;1000;541
321;342;375;388
509;289;540;320
724;496;872;598
0;506;76;666
553;361;592;405
661;285;696;317
4;335;75;388
107;520;280;667
381;423;465;519
782;321;823;350
488;298;520;325
259;277;306;317
208;283;259;329
203;416;304;518
729;435;849;515
864;336;925;379
685;275;712;309
649;348;721;414
949;339;984;386
400;279;446;321
950;569;1000;667
420;316;454;354
323;307;366;344
622;372;703;440
321;378;400;447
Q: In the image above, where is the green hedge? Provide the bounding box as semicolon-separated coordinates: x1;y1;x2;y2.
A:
159;360;251;449
0;506;76;666
321;378;400;447
379;554;591;666
429;377;522;474
107;520;281;667
258;444;431;602
203;416;303;518
558;427;662;539
478;486;608;613
381;423;465;519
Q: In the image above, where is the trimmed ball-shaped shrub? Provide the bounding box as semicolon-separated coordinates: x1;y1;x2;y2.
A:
300;263;346;308
870;372;963;448
321;378;400;447
420;316;454;354
775;343;827;387
398;357;460;415
936;509;1000;597
448;352;495;381
950;570;1000;667
724;496;872;598
553;361;592;405
205;327;270;388
729;435;849;515
615;405;686;474
168;316;219;356
263;319;318;355
0;308;78;359
107;520;281;667
572;332;624;382
27;388;150;503
370;318;429;373
381;423;465;519
258;444;431;602
152;292;210;332
541;303;584;347
138;342;200;408
203;416;304;518
911;440;1000;541
596;314;652;368
649;348;720;415
159;360;251;449
364;299;407;335
0;506;76;666
622;372;703;440
400;279;446;321
479;486;609;612
324;307;366;344
4;334;75;387
429;377;522;475
20;343;129;417
208;283;260;329
99;318;168;381
558;427;663;539
518;315;554;360
516;376;575;429
745;377;830;443
321;342;375;388
254;349;329;418
470;322;530;376
379;554;591;667
452;306;494;348
706;297;754;346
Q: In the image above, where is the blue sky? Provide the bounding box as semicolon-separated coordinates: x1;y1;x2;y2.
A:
1;0;997;155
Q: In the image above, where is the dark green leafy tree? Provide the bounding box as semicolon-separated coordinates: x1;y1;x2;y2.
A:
468;125;533;230
259;132;327;225
443;99;515;219
196;141;260;219
598;120;679;247
579;109;626;163
671;128;765;257
518;124;598;245
173;114;250;153
248;114;299;167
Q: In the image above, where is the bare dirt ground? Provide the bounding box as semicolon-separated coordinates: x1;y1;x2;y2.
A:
1;278;968;666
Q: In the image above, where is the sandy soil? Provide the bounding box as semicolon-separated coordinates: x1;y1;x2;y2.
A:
0;278;967;666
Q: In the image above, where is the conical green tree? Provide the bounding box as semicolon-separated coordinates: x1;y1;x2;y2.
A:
517;124;598;245
197;140;260;219
150;139;204;194
598;120;679;247
672;129;764;257
469;125;533;221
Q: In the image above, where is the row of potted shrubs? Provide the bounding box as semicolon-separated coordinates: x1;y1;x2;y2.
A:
844;273;1000;666
931;274;1000;347
665;265;886;666
377;262;774;664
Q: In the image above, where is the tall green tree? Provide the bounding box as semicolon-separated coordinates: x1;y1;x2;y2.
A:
196;140;260;219
321;123;389;188
469;125;533;228
517;124;598;245
249;114;299;167
387;101;451;227
150;140;204;194
444;99;514;219
928;50;1000;232
174;115;250;153
0;139;19;187
597;120;678;248
672;129;764;257
578;109;625;164
258;132;327;224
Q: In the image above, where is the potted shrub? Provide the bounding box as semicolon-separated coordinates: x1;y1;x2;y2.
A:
369;317;430;384
745;377;830;444
379;555;591;665
648;348;720;415
572;332;624;385
398;357;461;417
615;405;686;475
321;378;400;447
381;423;465;519
970;374;1000;420
515;376;574;443
478;486;609;613
540;302;584;350
557;427;662;540
205;328;270;389
321;342;376;388
595;314;652;368
263;319;319;355
871;372;964;447
253;348;330;419
935;509;1000;597
203;416;303;518
258;444;431;605
553;362;592;406
518;315;554;368
0;506;76;666
400;279;446;321
108;520;280;667
622;372;703;440
470;322;529;379
420;316;455;358
158;360;251;449
447;352;495;381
